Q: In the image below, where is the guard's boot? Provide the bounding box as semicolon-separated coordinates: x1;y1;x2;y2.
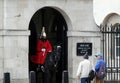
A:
41;65;45;72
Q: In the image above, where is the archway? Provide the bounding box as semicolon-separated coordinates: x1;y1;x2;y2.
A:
29;7;68;83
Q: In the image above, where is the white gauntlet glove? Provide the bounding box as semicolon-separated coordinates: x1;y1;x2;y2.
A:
41;48;46;52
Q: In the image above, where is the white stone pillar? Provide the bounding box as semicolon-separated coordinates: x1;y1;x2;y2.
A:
2;30;30;83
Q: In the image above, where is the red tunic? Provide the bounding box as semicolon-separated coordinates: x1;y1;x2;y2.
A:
30;39;52;64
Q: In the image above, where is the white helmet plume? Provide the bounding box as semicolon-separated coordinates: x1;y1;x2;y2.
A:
40;27;46;38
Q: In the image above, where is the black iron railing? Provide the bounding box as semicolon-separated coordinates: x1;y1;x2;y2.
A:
100;24;120;82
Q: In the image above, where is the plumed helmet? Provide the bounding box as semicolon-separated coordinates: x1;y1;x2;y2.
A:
40;27;46;38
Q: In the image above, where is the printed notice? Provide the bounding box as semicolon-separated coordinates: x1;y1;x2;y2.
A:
76;43;92;56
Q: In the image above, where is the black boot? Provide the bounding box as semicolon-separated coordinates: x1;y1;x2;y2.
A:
41;65;45;72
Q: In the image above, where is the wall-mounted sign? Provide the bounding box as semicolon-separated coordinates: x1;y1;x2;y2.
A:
76;43;92;56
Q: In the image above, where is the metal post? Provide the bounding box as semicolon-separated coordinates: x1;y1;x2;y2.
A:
29;71;36;83
62;70;68;83
4;72;10;83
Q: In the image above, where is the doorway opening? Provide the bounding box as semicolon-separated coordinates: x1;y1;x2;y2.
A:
29;7;68;83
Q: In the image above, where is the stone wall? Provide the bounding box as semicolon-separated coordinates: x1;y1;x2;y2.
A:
0;0;101;83
0;0;30;83
93;0;120;25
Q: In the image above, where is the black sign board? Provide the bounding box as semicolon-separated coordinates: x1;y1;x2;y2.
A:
76;43;92;56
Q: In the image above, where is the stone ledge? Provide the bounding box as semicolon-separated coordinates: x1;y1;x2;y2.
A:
11;79;29;83
0;30;30;36
67;31;101;37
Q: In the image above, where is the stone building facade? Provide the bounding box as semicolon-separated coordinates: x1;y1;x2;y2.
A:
0;0;120;83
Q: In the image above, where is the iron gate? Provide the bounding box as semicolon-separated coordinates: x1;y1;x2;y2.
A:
100;24;120;83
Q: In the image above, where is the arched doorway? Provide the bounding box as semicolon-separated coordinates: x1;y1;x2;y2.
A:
29;7;68;83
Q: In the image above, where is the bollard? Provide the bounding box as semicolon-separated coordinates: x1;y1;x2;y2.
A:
29;71;36;83
4;72;10;83
62;70;69;83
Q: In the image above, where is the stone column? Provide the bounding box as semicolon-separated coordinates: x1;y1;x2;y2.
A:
67;31;101;83
3;30;30;83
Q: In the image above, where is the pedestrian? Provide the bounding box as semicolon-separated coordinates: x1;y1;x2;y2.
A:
94;53;106;83
76;53;93;83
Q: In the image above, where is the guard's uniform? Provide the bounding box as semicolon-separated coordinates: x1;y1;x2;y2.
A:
30;39;52;64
